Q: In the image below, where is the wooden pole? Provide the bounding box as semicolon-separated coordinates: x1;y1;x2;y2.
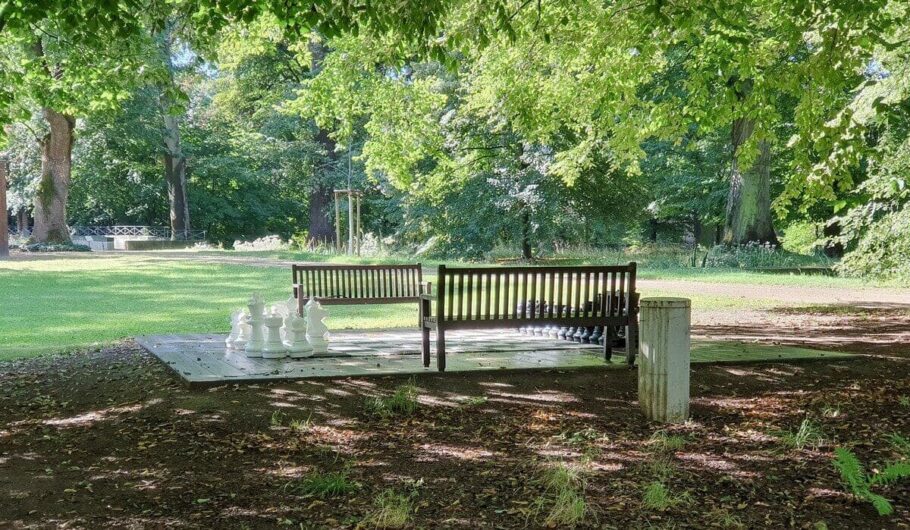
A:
347;190;354;256
355;193;362;256
333;191;341;252
0;156;9;259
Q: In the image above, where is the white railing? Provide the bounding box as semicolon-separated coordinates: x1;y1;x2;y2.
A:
70;226;206;240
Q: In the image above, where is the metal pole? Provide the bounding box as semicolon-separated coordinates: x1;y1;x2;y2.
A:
0;156;8;259
334;191;341;252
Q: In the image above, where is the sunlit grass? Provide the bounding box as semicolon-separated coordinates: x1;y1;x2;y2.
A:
1;250;900;360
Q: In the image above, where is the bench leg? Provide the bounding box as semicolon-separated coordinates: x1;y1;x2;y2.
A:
421;326;431;367
604;325;614;363
436;328;446;372
626;321;638;366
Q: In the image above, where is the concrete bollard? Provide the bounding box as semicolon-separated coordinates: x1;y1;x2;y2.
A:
638;297;691;423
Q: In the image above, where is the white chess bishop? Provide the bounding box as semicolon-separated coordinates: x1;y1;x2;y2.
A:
304;297;330;356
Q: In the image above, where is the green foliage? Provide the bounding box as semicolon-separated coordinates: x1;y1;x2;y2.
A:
780;221;825;256
832;446;910;516
364;381;419;418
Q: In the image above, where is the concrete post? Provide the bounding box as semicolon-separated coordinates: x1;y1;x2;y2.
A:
639;297;691;423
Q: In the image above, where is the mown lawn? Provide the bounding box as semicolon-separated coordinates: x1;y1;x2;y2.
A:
0;250;891;360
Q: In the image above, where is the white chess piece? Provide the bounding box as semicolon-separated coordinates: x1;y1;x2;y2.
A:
261;307;287;358
236;309;251;349
225;310;243;350
284;300;313;358
245;293;266;357
305;297;330;356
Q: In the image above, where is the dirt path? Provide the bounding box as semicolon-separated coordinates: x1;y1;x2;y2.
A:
639;278;910;306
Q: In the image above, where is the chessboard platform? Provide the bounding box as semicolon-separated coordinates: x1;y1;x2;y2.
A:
136;329;855;387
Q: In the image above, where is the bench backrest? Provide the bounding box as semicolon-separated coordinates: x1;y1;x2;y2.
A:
434;263;637;323
293;264;423;306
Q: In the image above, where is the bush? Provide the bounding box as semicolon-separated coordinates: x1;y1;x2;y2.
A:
12;242;91;253
704;242;832;269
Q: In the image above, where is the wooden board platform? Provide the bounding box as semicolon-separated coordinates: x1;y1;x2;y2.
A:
136;329;854;387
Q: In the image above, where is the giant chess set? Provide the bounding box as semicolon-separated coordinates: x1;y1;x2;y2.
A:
225;294;332;359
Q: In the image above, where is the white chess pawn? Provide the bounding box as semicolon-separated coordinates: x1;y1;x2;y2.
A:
284;304;313;358
245;293;266;357
261;307;287;359
305;297;330;356
225;310;243;350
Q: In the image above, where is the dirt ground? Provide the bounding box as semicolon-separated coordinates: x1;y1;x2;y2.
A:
2;305;910;528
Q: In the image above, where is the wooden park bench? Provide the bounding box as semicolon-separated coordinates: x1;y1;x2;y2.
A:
292;264;425;322
420;263;639;371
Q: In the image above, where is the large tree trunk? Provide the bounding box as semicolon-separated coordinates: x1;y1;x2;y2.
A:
31;108;74;244
723;117;778;245
158;24;191;240
163;113;190;240
1;156;9;258
307;38;337;246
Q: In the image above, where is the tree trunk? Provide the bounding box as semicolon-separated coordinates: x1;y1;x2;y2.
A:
520;208;533;260
18;209;29;234
163;112;190;240
691;212;702;244
31;108;74;244
0;156;9;258
307;38;337;247
723;118;778;245
823;219;844;258
158;23;191;241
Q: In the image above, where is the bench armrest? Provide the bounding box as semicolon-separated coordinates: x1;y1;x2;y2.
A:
419;281;433;296
419;293;436;301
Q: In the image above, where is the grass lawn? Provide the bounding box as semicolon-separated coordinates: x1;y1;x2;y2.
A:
0;250;896;360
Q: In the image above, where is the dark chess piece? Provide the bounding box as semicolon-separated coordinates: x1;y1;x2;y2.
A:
580;326;592;344
590;326;603;344
572;325;585;343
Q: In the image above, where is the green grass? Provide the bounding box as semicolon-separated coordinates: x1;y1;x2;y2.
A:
777;418;826;451
532;462;593;527
0;254;417;360
0;250;899;360
286;470;360;498
364;381;420;418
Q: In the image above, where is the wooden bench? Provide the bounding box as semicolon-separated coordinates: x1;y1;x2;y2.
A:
420;263;639;371
292;264;425;322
